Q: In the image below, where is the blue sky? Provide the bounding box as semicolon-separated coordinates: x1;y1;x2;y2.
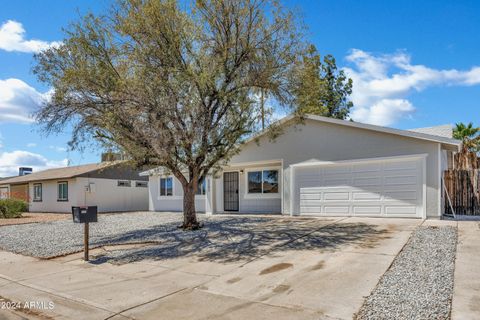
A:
0;0;479;176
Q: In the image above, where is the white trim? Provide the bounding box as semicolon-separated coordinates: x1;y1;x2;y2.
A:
290;153;429;168
423;156;427;219
289;165;294;216
280;159;284;214
227;159;283;168
244;166;281;199
437;143;442;216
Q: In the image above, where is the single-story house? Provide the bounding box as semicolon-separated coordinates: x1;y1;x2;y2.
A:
141;114;461;219
0;162;149;213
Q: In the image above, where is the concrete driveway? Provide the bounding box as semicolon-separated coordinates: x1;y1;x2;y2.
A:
0;215;422;319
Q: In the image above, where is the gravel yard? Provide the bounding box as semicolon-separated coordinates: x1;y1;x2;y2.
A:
0;212;320;259
355;226;457;320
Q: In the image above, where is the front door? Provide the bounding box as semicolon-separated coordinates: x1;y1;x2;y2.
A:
224;172;239;211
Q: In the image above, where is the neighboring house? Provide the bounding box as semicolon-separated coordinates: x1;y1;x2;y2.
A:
141;114;461;219
0;162;149;213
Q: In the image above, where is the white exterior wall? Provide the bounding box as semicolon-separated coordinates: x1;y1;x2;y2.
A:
29;179;80;213
28;177;148;213
148;175;206;212
213;163;282;214
229;119;444;217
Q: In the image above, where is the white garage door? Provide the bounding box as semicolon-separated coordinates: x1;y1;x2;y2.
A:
294;156;425;218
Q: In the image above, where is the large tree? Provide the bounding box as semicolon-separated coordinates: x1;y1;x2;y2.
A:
292;44;353;119
33;0;304;229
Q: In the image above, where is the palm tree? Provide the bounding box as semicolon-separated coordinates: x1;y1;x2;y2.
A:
453;122;480;152
453;122;480;169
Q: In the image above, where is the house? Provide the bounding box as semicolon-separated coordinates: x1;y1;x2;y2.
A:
0;162;149;213
141;115;461;219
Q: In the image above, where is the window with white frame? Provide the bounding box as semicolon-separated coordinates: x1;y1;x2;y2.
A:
33;183;42;202
57;181;68;201
248;170;279;194
196;179;206;195
160;177;173;196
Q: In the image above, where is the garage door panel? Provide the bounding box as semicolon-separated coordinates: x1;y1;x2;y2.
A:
323;178;351;186
384;160;418;170
352;191;382;201
323;192;350;201
324;206;350;214
385;206;417;215
296;156;424;218
353;177;382;187
384;175;417;185
353;163;381;173
300;200;323;206
353;206;382;215
300;193;321;200
384;190;418;201
300;207;321;214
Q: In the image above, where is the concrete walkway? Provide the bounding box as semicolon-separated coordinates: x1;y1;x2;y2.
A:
451;221;480;319
0;217;470;320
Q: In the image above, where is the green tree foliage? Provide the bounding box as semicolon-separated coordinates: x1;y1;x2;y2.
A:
453;122;480;152
292;45;353;119
33;0;304;229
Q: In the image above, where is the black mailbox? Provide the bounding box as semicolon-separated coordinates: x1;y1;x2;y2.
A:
72;206;98;223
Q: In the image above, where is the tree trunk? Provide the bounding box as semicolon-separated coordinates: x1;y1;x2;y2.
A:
182;183;200;230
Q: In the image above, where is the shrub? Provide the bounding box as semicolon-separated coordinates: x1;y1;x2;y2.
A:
0;199;28;219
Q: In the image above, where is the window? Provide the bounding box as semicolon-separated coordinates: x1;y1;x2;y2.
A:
33;183;42;202
135;181;148;188
160;177;173;196
117;180;131;187
57;181;68;201
248;170;279;194
196;179;206;195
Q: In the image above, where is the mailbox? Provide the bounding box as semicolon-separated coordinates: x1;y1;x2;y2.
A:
72;206;98;223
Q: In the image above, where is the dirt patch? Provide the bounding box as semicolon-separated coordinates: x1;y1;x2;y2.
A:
272;284;290;293
0;213;69;227
310;261;325;271
259;263;293;275
227;277;242;284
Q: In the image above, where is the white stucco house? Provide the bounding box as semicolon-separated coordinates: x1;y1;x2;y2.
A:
0;162;149;213
141;114;461;219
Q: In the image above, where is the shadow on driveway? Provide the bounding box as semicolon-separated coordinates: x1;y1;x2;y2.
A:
91;217;391;264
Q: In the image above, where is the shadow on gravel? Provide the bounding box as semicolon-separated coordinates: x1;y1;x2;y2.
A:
91;218;391;264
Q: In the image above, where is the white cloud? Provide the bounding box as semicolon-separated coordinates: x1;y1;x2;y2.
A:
0;150;68;177
0;20;61;53
0;78;49;123
26;143;37;148
344;49;480;126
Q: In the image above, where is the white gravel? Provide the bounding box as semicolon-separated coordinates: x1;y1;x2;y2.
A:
355;226;457;320
0;212;275;258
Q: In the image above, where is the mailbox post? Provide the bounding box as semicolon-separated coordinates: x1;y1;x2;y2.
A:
72;206;98;261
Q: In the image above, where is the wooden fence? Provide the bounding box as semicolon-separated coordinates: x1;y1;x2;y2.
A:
444;170;480;215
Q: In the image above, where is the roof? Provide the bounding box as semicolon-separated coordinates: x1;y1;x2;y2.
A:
140;114;462;176
246;114;461;147
0;162;123;185
408;124;453;139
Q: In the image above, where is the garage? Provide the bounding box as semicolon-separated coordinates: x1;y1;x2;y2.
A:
292;155;426;218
